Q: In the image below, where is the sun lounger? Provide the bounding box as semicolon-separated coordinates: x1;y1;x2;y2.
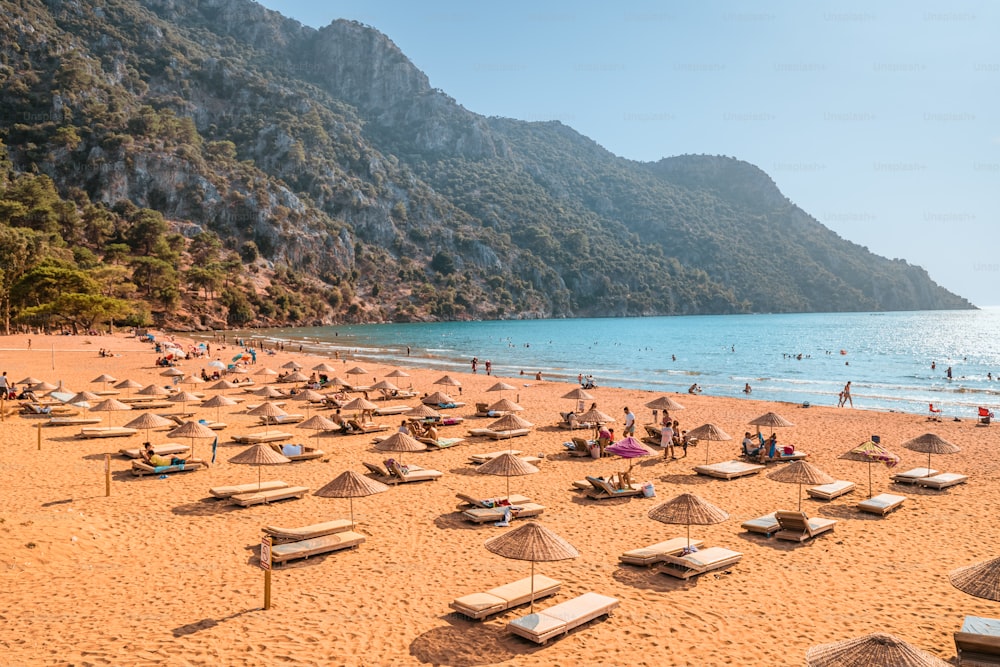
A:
47;416;102;426
244;401;287;410
741;513;780;537
619;537;706;566
455;493;532;509
346;420;390;434
231;431;294;444
194;420;227;430
461;503;546;523
774;510;837;542
566;437;594;457
258;414;305;425
230;486;309;507
422;399;465;408
857;493;906;516
210;480;289;498
468;428;531;440
660;546;744;579
955;615;1000;666
373;404;412;416
270;530;366;564
364;461;441;484
263;519;356;542
468;452;541;465
77;426;139;439
806;480;856;501
759;449;809;462
131;459;208;476
891;467;939;484
420;437;466;449
271;443;325;461
916;472;968;489
507;592;619;644
450;575;561;621
119;443;189;459
694;460;765;480
585;476;643;500
127;401;173;410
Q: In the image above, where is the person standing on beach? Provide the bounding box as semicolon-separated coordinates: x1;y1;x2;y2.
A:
623;407;636;436
0;371;8;399
471;357;478;373
485;360;492;375
843;381;853;407
661;421;675;459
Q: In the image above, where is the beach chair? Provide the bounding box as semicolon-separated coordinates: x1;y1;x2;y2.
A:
258;413;305;425
916;472;968;489
118;443;190;459
270;443;325;461
660;547;743;580
387;460;442;483
891;467;939;484
641;424;662;447
741;513;780;537
461;502;546;524
954;616;1000;666
760;449;809;463
507;592;619;644
694;460;765;480
468;427;531;440
263;519;357;543
929;403;943;421
77;426;139;439
619;537;705;566
450;575;561;621
47;416;102;426
419;437;466;450
346;420;390;434
373;405;411;416
230;486;309;507
585;476;642;500
131;459;208;477
857;493;906;516
231;431;294;444
806;480;856;501
455;492;532;509
210;480;289;498
978;407;994;425
270;531;366;564
773;510;837;542
566;437;593;457
468;452;541;466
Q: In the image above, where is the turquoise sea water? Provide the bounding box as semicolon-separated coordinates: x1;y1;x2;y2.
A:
203;309;1000;418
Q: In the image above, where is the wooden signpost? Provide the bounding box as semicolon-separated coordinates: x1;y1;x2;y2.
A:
260;535;273;610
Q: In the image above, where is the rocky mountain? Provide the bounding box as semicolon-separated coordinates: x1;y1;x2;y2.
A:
0;0;973;331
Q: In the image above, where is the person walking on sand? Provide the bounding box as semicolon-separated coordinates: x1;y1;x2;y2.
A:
843;381;853;408
661;421;675;459
623;407;636;437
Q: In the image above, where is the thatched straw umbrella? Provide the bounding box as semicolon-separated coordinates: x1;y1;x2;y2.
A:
124;412;174;442
373;431;427;468
314;470;389;526
748;411;794;437
167;420;216;458
91;374;117;393
840;440;900;498
902;433;960;475
949;555;1000;602
229;443;290;490
648;492;729;550
767;461;835;511
89;398;132;426
247;401;288;436
484;522;579;612
478;451;539;500
685;423;732;464
805;632;949;667
201;394;238;423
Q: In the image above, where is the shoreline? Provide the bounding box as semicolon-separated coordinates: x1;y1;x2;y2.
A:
1;330;997;665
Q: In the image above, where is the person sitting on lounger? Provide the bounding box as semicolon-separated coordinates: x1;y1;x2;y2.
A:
424;424;439;442
743;431;762;458
330;409;349;432
398;420;410;435
142;442;188;467
764;433;778;461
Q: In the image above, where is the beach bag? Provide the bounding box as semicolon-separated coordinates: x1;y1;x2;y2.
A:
642;482;655;498
589;443;601;459
783;446;794;455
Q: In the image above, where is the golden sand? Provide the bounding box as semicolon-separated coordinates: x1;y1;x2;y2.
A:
1;332;997;665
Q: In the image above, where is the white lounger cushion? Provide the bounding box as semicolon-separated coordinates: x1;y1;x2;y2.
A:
857;493;906;515
916;472;968;489
807;480;856;500
508;593;619;644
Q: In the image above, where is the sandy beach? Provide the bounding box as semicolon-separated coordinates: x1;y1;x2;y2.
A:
1;331;997;666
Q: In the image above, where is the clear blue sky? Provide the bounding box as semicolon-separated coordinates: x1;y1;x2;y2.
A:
257;0;998;306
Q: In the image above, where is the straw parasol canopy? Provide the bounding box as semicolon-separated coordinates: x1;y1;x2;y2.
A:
281;360;304;371
290;389;325;416
32;381;59;393
201;394;237;422
230;443;290;489
297;414;338;433
254;385;285;399
575;407;616;425
160;367;185;378
69;390;101;404
181;374;205;387
247;401;288;436
840;440;900;498
255;367;279;383
805;632;950;667
314;470;390;525
167;420;217;457
208;379;239;393
312;362;339;373
374;431;427;467
488;398;524;413
423;391;456;406
114;378;143;397
386;369;410;379
486;381;517;394
686;423;732;464
124;412;174;441
89;397;132;426
283;371;310;383
645;396;685;412
370;380;399;392
562;387;595;401
345;366;368;376
478;452;539;500
484;522;579;612
18;376;43;386
138;384;170;397
433;375;462;387
342;396;378;413
91;374;117;391
649;492;729;549
748;411;795;436
168;390;202;414
949;555;1000;602
902;433;960;474
405;404;440;419
767;460;835;511
487;413;534;432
